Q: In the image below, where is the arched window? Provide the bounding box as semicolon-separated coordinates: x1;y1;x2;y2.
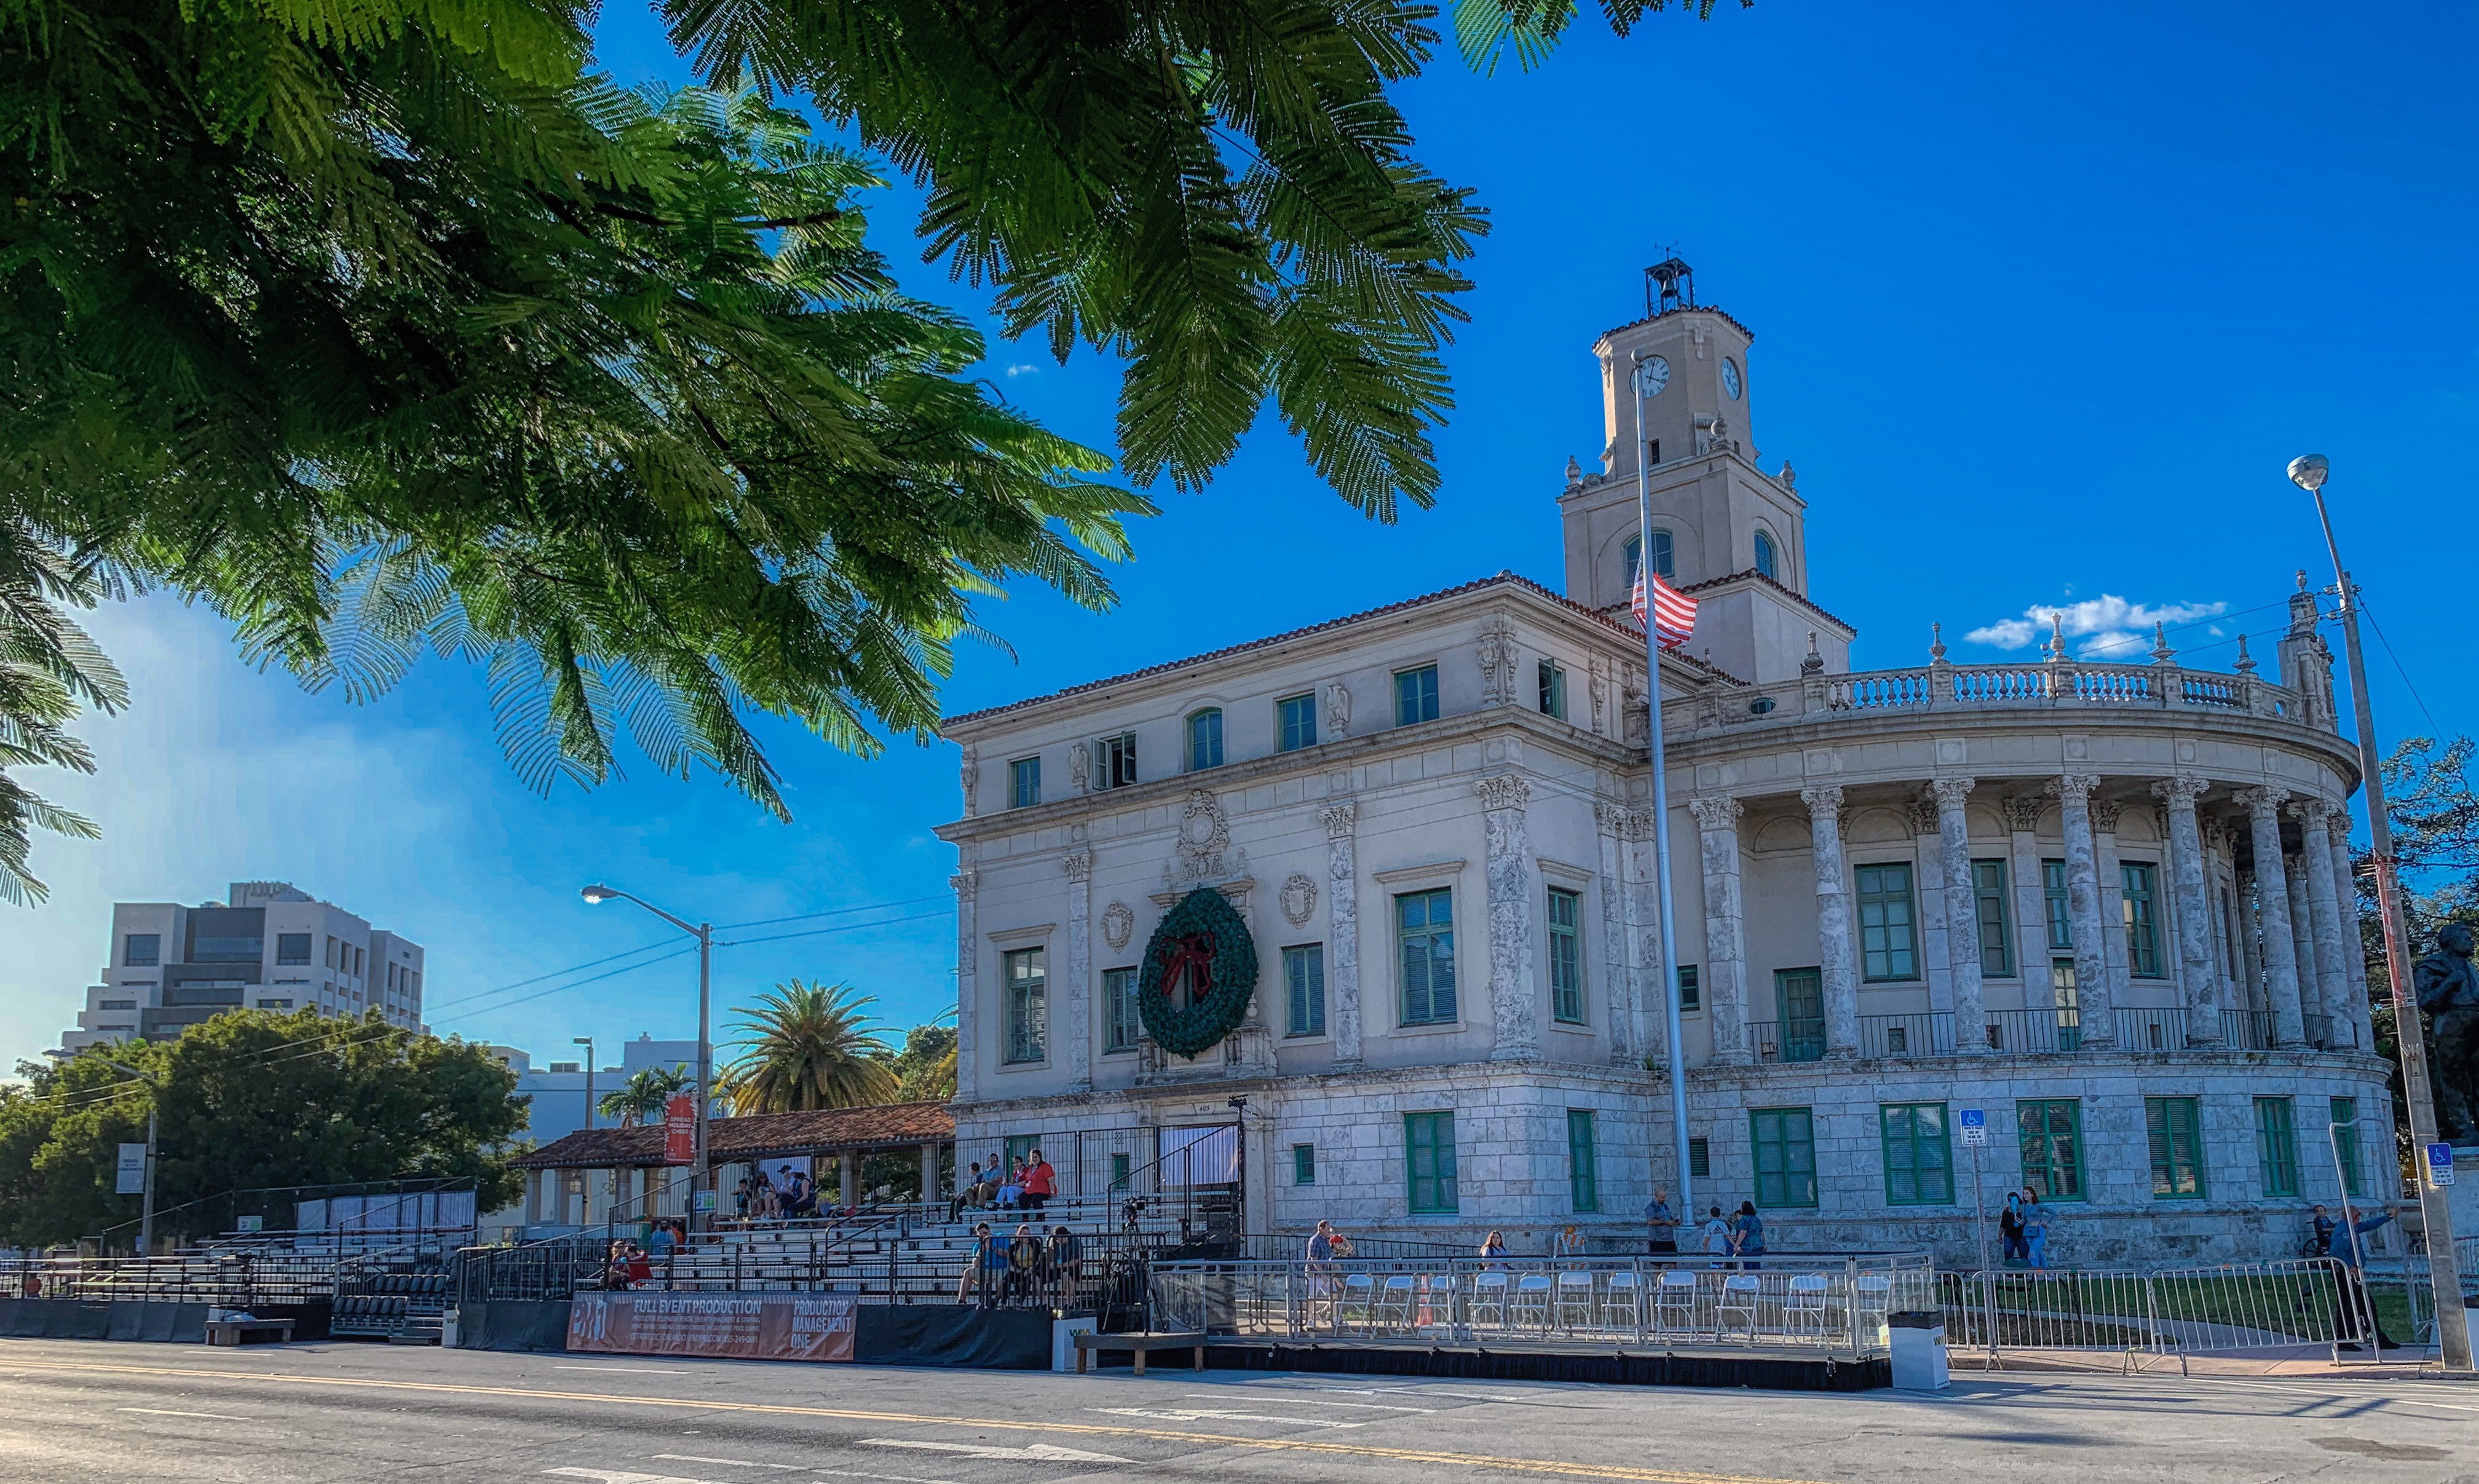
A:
1622;531;1675;590
1186;708;1224;771
1753;531;1778;581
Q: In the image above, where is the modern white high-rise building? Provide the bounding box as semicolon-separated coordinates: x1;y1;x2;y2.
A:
59;880;427;1052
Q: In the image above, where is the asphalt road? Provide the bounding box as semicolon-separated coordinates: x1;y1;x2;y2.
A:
0;1339;2472;1484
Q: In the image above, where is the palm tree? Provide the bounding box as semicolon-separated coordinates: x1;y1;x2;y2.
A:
718;981;899;1114
599;1064;693;1127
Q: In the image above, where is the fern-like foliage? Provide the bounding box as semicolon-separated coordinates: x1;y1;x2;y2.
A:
0;527;126;904
1453;0;1746;77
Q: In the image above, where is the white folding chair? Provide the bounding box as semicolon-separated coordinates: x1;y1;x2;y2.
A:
1554;1270;1598;1333
1418;1274;1457;1332
1854;1273;1892;1341
1600;1270;1643;1332
1784;1273;1831;1342
1469;1271;1511;1328
1717;1273;1763;1340
1511;1273;1556;1332
1655;1269;1701;1334
1373;1274;1418;1332
1338;1272;1377;1333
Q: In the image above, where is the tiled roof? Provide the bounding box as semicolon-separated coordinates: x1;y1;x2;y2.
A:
1677;567;1858;636
511;1100;955;1169
942;570;1733;730
1597;302;1760;345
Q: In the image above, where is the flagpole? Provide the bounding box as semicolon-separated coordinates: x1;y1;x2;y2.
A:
1633;352;1694;1222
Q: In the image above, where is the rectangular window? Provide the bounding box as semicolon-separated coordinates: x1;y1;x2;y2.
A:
1186;709;1224;771
1278;693;1318;752
1393;665;1440;727
1283;944;1326;1037
2146;1095;2205;1199
1293;1143;1316;1185
1881;1103;1954;1206
1567;1110;1600;1213
1102;968;1140;1054
1547;887;1584;1024
1003;947;1048;1064
1677;963;1701;1013
256;999;293;1011
1972;859;2015;977
1688;1136;1710;1180
1855;862;1920;981
2018;1099;2085;1201
2042;860;2073;952
1097;731;1137;789
98;999;136;1011
1109;1153;1131;1191
1396;889;1458;1025
2332;1096;2365;1198
1405;1112;1458;1214
275;933;312;966
325;936;338;968
1750;1108;1819;1208
124;933;160;968
2123;863;2164;977
2255;1097;2301;1198
1538;661;1567;721
1009;756;1041;808
1776;968;1825;1062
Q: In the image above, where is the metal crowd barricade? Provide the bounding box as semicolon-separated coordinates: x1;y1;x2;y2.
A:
1148;1252;1932;1357
1943;1260;2367;1370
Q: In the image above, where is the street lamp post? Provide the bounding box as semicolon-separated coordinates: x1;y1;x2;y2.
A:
2287;452;2470;1370
574;1036;596;1132
105;1060;160;1255
1633;353;1694;1220
581;886;713;1228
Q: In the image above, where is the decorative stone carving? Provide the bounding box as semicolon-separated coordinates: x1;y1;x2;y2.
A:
1326;798;1362;1066
1062;851;1091;883
951;867;979;1102
1479;773;1539;1062
1322;681;1351;740
1906;800;1941;837
1069;741;1091;793
2089;798;2123;832
2001;795;2046;833
1624;665;1648;744
1594;799;1629;837
1321;801;1358;840
2237;785;2308;1047
1588;658;1609;736
1478;617;1520;707
1688;794;1750;1064
1062;851;1092;1091
1278;873;1318;926
960;744;979;817
1101;901;1134;953
1166;788;1240;884
1476;773;1534;813
1686;794;1742;831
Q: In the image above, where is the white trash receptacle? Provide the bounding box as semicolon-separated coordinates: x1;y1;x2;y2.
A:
1888;1311;1948;1392
1053;1316;1097;1372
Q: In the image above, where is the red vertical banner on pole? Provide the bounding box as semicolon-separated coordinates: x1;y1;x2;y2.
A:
663;1093;696;1165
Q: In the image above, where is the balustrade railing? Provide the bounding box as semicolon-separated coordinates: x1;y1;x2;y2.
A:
2222;1009;2277;1050
1854;1012;1955;1057
1682;657;2309;733
1983;1008;2084;1054
1726;1005;2306;1064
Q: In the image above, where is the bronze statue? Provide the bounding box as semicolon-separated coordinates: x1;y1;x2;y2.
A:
2415;922;2479;1142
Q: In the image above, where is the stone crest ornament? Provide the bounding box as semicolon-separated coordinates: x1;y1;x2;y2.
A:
1164;787;1242;885
1478;617;1520;706
1137;886;1260;1059
1278;873;1318;926
1101;901;1134;953
1069;741;1091;793
1323;681;1351;740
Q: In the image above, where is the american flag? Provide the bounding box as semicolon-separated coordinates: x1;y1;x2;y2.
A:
1632;569;1698;650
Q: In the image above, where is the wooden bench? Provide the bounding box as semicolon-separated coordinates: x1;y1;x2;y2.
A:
1072;1330;1208;1376
204;1317;295;1347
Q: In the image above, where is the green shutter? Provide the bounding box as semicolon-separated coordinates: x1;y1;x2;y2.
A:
1750;1107;1818;1208
1567;1110;1599;1212
2146;1096;2205;1199
1406;1112;1458;1213
1881;1103;1953;1206
2017;1099;2084;1201
2255;1097;2299;1198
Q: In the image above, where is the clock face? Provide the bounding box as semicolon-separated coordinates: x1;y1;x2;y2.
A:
1723;358;1743;400
1639;356;1670;397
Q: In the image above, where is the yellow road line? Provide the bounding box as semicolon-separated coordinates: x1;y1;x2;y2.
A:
0;1354;1834;1484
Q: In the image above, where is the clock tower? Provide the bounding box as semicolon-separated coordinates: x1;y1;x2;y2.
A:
1557;260;1854;683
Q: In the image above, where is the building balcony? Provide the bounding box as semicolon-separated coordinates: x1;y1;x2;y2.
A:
1741;1006;2330;1064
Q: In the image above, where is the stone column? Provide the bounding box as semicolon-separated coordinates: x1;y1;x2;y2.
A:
839;1151;860;1206
1323;802;1362;1067
2091;799;2133;1019
951;867;979;1103
1801;786;1860;1058
2003;795;2049;998
1594;800;1635;1066
2152;776;2223;1046
1622;806;1667;1065
524;1168;544;1225
1062;850;1093;1091
2239;787;2307;1047
920;1143;941;1204
2328;823;2377;1048
2283;853;2323;1043
1688;794;1752;1064
1931;778;1990;1054
2046;775;2117;1048
1477;774;1540;1062
2236;870;2266;1014
1910;802;1953;1012
2293;797;2355;1049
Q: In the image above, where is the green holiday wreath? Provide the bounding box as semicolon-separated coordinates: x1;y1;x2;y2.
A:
1136;886;1260;1058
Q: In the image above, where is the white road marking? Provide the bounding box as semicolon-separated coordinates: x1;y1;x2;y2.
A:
1182;1392;1435;1412
1089;1405;1364;1429
813;1469;969;1484
545;1470;724;1484
655;1456;802;1470
859;1439;1133;1464
116;1407;252;1421
557;1366;698;1375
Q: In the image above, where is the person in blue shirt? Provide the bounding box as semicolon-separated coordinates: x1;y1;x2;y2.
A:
2323;1205;2402;1351
1731;1202;1765;1270
954;1222;1005;1305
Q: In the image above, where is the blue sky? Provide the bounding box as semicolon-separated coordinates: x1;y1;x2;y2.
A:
7;2;2475;1071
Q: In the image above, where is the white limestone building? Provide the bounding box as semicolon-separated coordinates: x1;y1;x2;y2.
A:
935;269;2392;1265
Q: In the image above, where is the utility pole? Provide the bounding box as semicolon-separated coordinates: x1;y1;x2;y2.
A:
1634;352;1694;1222
574;1036;596;1132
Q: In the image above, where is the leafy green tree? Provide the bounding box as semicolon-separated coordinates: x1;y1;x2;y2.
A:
717;979;898;1113
879;1022;957;1103
0;541;125;904
0;1011;526;1249
2350;736;2479;1170
599;1064;693;1127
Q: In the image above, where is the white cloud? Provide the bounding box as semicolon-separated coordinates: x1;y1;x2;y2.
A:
1004;363;1038;379
1963;594;2229;654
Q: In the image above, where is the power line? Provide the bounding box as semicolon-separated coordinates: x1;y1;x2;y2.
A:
424;936;690;1015
716;894;950;932
427;944;700;1026
719;907;953;950
2357;598;2448;741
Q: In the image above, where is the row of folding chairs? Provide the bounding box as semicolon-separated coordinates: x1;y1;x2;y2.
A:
1307;1269;1890;1344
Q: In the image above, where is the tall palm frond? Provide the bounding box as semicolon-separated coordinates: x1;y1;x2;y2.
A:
598;1064;693;1127
717;980;898;1114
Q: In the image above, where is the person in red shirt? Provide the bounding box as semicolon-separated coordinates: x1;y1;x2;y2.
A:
1021;1149;1057;1213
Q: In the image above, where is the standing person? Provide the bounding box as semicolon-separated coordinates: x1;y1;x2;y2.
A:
1479;1231;1509;1268
1022;1148;1058;1214
2021;1189;2051;1271
1554;1224;1588;1263
1701;1207;1733;1268
2325;1205;2403;1351
1305;1220;1340;1328
1731;1202;1766;1271
1644;1187;1679;1257
1998;1190;2026;1266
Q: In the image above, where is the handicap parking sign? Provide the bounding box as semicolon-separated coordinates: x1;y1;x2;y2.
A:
1958;1108;1988;1148
2427;1143;2456;1188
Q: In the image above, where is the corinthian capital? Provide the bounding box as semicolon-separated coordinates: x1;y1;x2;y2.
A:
949;868;978;898
1927;776;1977;812
2149;775;2210;809
1475;773;1533;813
2236;784;2291;816
1686;794;1743;832
1321;801;1358;839
2287;795;2333;826
2046;773;2102;805
1798;784;1844;818
1594;800;1629;836
1062;851;1092;883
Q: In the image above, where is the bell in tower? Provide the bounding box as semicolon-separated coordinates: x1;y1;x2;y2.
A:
1645;256;1696;316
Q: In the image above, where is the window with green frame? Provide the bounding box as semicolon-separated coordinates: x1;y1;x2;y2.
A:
1567;1109;1600;1212
2255;1096;2300;1198
1186;708;1224;771
1538;660;1567;721
2018;1099;2084;1200
1278;693;1318;752
1292;1143;1316;1185
1396;888;1457;1025
1110;1152;1131;1191
1102;967;1141;1054
1971;859;2014;977
1283;944;1326;1037
1881;1103;1954;1205
1003;947;1047;1064
2331;1096;2365;1198
1394;665;1440;726
1687;1136;1710;1179
2122;862;2164;977
1547;886;1584;1024
1750;1107;1818;1208
1008;756;1041;809
2146;1095;2205;1198
2042;859;2073;952
1405;1111;1458;1213
1856;862;1920;981
1677;963;1700;1012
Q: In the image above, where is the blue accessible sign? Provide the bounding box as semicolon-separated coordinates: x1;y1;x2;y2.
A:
1958;1108;1988;1148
